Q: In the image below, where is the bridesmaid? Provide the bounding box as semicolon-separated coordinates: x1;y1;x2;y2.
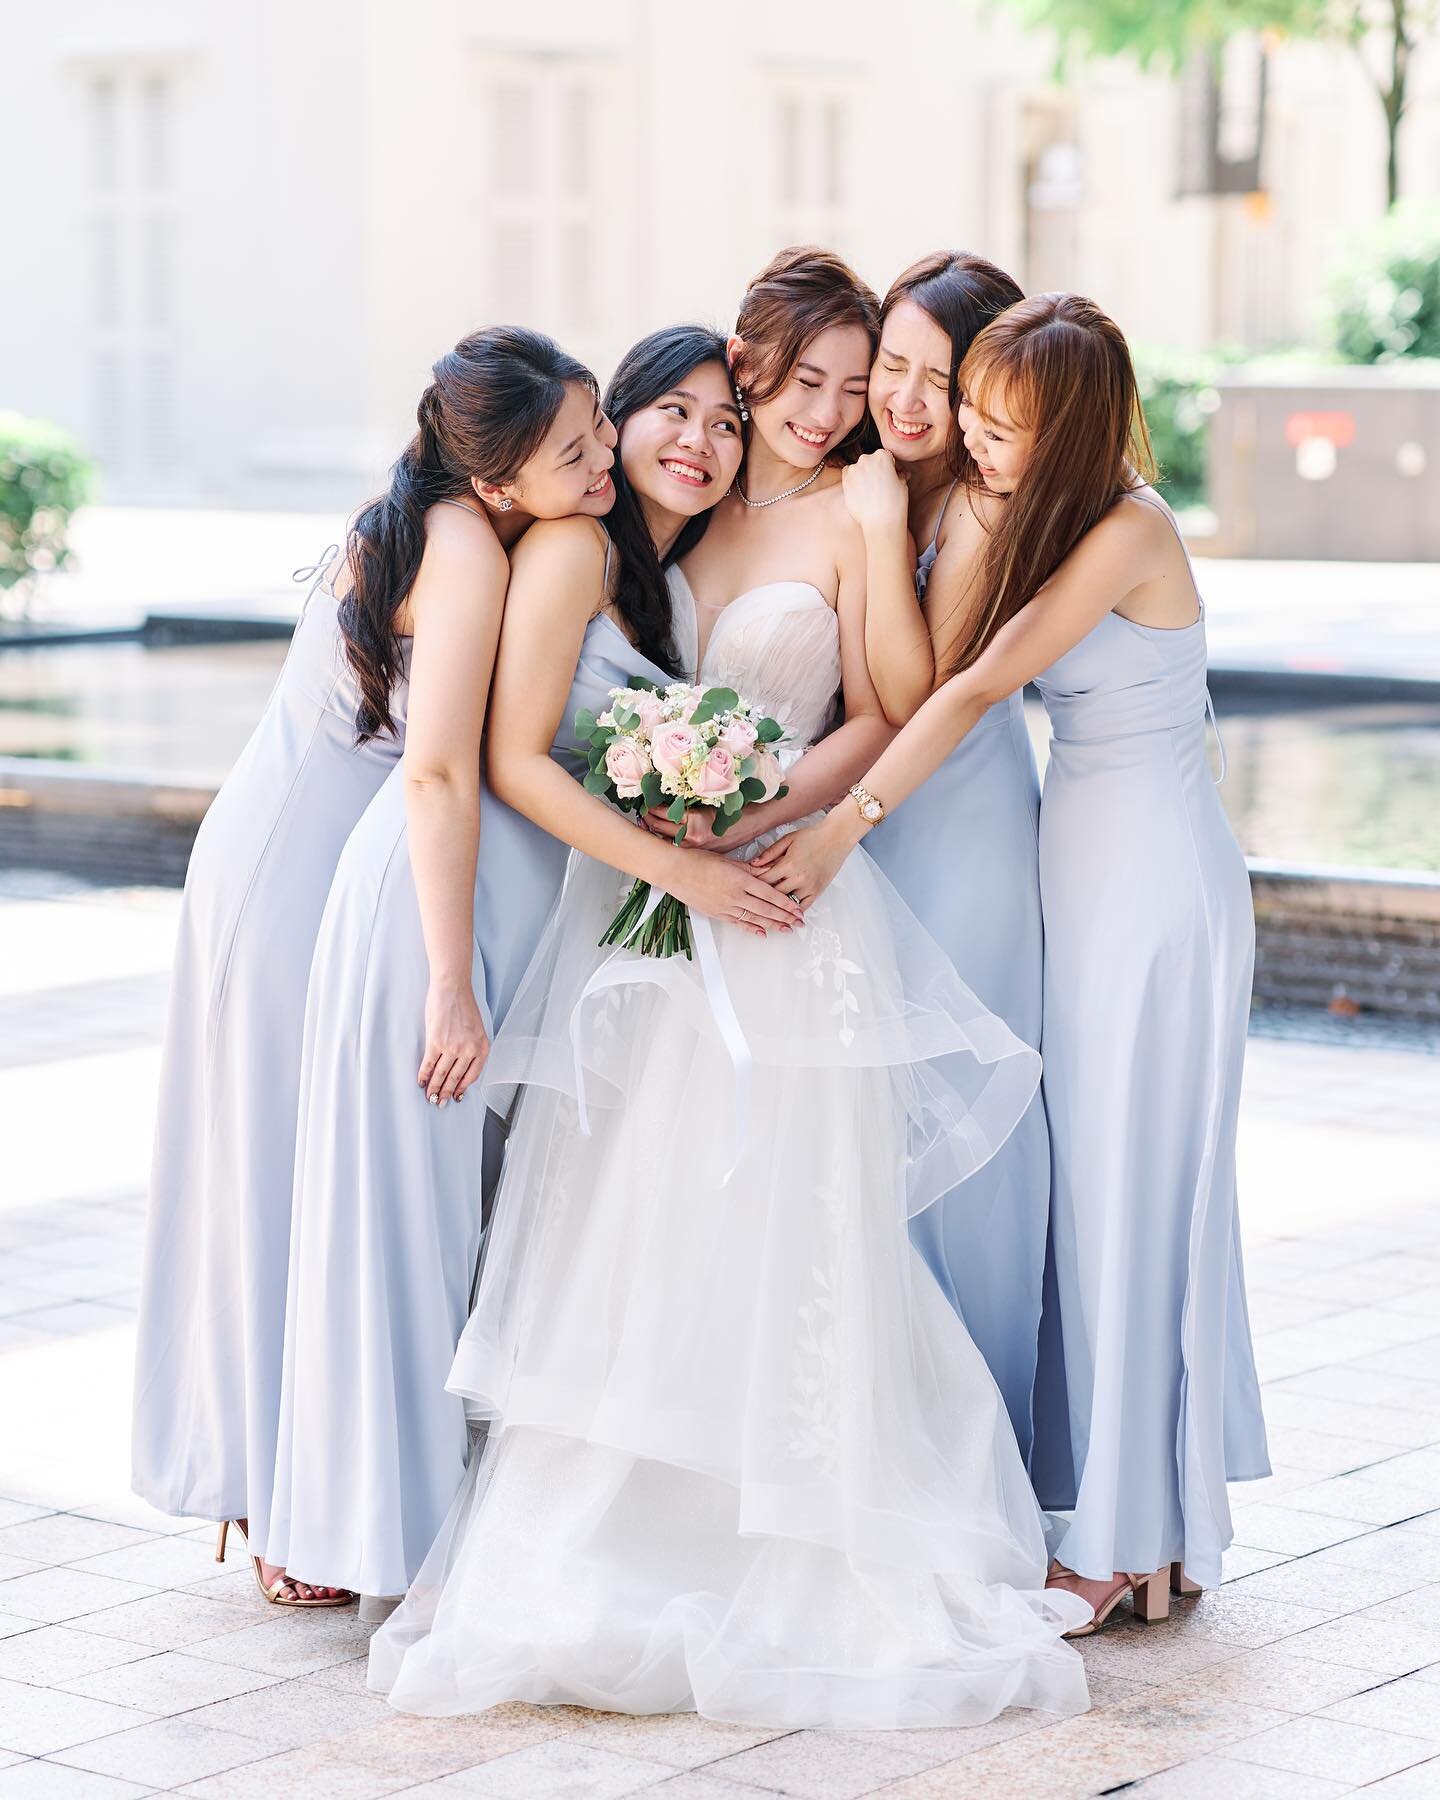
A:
840;251;1050;1460
131;326;606;1606
266;326;799;1605
768;293;1269;1630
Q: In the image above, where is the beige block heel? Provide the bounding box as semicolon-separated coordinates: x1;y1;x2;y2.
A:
1170;1561;1203;1597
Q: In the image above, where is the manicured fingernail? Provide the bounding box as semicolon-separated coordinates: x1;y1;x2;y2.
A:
428;1094;439;1106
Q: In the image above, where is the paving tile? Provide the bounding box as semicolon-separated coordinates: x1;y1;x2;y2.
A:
1220;1546;1292;1583
0;1626;152;1686
0;1763;153;1798
1225;1558;1426;1614
0;1677;154;1757
1358;1759;1440;1797
1310;1523;1440;1579
1360;1584;1440;1630
175;1740;418;1798
1283;1615;1440;1676
709;1726;961;1799
0;1563;40;1588
1353;1341;1440;1383
336;1705;580;1780
1157;1587;1337;1648
0;1507;47;1532
1166;1644;1382;1714
0;1570;158;1626
1259;1393;1437;1450
0;1518;153;1569
567;1712;787;1771
1131;1753;1354;1795
50;1716;271;1787
58;1648;284;1715
183;1613;372;1678
66;1537;233;1590
75;1590;261;1651
1280;1474;1437;1528
1320;1671;1440;1739
67;1495;208;1537
1230;1503;1375;1557
1074;1618;1244;1684
178;1675;394;1749
1229;1714;1433;1783
0;1619;36;1644
633;1776;790;1800
1260;1425;1400;1477
433;1738;675;1799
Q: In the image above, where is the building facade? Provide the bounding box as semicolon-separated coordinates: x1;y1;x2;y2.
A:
3;0;1435;505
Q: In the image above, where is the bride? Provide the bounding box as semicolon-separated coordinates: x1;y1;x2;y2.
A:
369;254;1091;1729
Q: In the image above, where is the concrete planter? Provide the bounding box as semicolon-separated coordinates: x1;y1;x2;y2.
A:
1207;364;1440;560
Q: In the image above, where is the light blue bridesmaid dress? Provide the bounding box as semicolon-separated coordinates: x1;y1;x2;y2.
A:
132;560;408;1534
1028;494;1269;1591
267;541;693;1600
865;486;1050;1461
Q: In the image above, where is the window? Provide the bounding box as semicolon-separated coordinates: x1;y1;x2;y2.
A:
768;80;853;249
473;55;610;336
85;68;179;486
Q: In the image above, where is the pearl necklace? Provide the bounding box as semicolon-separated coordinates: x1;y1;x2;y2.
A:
735;462;826;508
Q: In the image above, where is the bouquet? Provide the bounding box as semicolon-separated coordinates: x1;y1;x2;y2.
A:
575;679;788;958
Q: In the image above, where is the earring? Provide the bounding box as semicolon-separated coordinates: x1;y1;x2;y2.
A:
498;498;513;512
733;382;749;424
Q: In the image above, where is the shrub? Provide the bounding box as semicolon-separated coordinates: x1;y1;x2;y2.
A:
1329;203;1440;364
0;412;94;603
1133;350;1223;509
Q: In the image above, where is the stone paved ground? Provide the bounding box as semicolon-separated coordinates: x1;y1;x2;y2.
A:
2;872;1439;1799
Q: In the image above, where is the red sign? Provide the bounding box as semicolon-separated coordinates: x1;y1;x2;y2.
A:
1285;411;1355;448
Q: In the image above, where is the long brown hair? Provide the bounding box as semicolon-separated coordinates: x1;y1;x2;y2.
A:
944;292;1156;677
733;245;880;464
880;251;1024;476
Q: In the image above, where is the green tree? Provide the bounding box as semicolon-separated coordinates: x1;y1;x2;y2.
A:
1003;0;1436;208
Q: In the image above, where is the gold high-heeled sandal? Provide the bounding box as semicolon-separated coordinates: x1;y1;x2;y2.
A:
216;1519;353;1609
1050;1564;1172;1638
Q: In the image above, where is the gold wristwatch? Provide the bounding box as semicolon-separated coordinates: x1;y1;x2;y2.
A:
849;782;886;826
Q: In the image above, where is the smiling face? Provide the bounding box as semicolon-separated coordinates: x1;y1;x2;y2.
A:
957;376;1034;494
742;322;873;469
480;380;618;519
619;360;744;519
869;299;954;466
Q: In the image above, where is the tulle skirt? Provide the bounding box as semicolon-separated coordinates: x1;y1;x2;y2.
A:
369;843;1090;1729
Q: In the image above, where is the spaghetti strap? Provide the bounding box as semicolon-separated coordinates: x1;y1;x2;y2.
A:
926;479;961;559
602;531;614;592
292;543;341;617
433;497;486;519
1204;688;1228;785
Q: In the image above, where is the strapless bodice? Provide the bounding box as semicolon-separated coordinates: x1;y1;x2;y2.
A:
668;570;842;765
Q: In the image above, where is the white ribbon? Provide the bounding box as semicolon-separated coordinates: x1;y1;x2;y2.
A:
568;885;754;1189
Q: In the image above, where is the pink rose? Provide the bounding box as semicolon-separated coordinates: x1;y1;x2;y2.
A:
751;746;784;801
604;738;650;799
650;722;699;781
680;687;709;721
691;745;741;800
628;690;665;732
718;716;758;757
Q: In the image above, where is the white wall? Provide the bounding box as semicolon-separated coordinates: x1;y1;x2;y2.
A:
1;0;1434;506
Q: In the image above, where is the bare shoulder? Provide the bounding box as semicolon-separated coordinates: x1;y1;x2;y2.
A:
419;500;508;588
813;474;864;552
504;516;610;624
1106;487;1181;556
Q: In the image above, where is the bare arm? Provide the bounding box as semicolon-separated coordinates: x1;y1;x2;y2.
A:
403;506;509;1102
842;451;934;724
486;521;805;934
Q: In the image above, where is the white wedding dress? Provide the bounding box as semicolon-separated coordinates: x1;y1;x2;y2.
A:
368;577;1091;1730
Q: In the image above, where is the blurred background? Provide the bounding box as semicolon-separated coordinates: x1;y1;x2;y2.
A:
0;0;1437;1025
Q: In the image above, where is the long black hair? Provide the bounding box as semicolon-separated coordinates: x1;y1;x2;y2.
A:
879;252;1025;475
600;324;732;677
343;326;597;741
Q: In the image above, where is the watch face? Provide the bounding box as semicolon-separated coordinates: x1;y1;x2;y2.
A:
863;799;882;822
